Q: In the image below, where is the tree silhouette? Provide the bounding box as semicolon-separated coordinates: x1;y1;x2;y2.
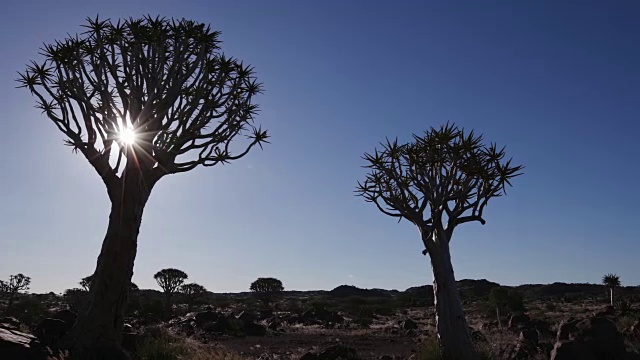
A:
488;287;509;330
154;268;188;316
18;15;267;352
180;283;207;311
250;277;284;305
356;123;522;360
0;273;31;314
602;273;621;307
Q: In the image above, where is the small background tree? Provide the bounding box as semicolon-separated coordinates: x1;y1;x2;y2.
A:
180;283;207;311
602;273;621;307
154;268;188;317
0;273;31;314
356;123;522;359
250;277;284;306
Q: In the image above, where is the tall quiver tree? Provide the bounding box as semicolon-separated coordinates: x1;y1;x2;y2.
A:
154;268;188;316
356;123;522;360
602;273;620;306
18;16;268;353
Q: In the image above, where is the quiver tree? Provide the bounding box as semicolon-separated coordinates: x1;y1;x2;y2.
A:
602;273;621;307
17;15;268;354
154;268;188;316
0;273;31;314
250;277;284;306
180;283;207;311
356;123;522;360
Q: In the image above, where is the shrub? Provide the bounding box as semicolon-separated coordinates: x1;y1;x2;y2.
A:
134;326;242;360
9;296;50;326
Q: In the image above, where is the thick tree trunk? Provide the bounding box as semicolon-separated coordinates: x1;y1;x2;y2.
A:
496;306;502;330
164;292;173;319
428;238;477;360
69;173;151;357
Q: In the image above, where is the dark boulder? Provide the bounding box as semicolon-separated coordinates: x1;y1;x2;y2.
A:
0;327;49;360
236;311;258;325
508;312;531;329
519;328;539;345
551;341;597;360
194;310;220;327
244;322;267;336
52;309;77;327
34;318;68;348
400;318;418;330
551;316;626;360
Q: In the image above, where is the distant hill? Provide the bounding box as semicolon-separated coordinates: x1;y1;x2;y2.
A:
85;279;640;302
327;285;398;298
404;279;500;300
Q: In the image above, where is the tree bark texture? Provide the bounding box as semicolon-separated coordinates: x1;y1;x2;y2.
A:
427;231;478;360
70;171;151;356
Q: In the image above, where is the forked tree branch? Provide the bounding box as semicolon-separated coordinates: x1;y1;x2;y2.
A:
356;123;523;254
17;15;269;196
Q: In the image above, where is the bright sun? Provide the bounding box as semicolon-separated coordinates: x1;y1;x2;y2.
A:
119;127;137;145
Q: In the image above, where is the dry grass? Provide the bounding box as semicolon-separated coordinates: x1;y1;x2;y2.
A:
135;327;242;360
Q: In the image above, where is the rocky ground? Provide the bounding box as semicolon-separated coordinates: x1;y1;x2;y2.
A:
2;282;640;359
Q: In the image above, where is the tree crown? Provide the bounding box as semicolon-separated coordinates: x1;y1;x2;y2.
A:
0;273;31;294
180;283;207;297
356;123;523;251
250;277;284;293
602;274;621;288
154;268;188;293
18;15;268;195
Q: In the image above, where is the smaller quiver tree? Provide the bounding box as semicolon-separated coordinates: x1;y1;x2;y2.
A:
250;277;284;306
602;273;621;307
180;283;207;311
154;268;188;317
356;123;523;359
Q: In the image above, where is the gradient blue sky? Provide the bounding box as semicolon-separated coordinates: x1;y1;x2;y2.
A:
1;1;638;294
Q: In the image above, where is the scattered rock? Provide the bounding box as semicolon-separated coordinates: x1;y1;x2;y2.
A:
0;327;49;360
0;317;21;331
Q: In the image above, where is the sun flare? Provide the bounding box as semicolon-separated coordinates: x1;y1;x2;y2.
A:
119;127;137;145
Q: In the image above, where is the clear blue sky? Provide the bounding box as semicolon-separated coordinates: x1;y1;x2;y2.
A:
1;1;638;294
